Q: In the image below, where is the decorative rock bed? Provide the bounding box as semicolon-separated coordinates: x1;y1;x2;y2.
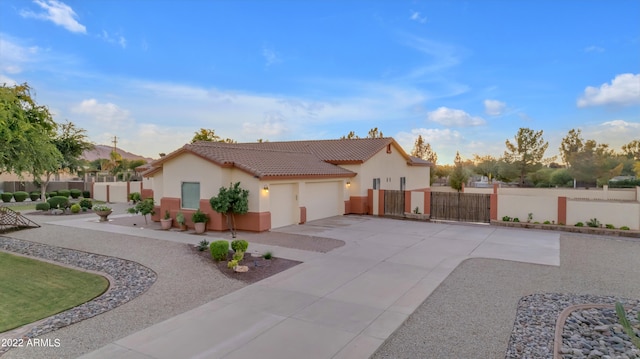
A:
505;293;640;359
0;237;156;355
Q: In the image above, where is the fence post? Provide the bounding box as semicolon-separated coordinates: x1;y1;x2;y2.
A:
378;190;385;216
558;197;567;225
424;189;431;217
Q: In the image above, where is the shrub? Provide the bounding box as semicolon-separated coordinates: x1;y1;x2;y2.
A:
1;192;13;202
502;216;511;222
191;209;209;223
210;240;229;261
262;251;273;260
47;196;70;209
227;260;238;269
46;191;57;198
82;190;91;198
127;198;155;224
533;221;540;224
620;226;630;230
231;239;249;253
12;191;28;202
69;189;82;199
513;217;520;222
30;192;41;201
35;202;50;211
575;222;584;227
233;251;244;262
197;240;210;252
70;204;81;213
93;204;111;212
57;189;70;198
129;192;142;204
605;224;615;229
79;198;93;209
586;218;600;228
543;220;551;224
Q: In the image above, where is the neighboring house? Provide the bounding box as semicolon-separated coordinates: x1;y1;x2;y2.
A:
142;137;432;232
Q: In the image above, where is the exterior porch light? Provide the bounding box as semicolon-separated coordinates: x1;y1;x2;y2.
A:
263;185;269;192
346;181;351;187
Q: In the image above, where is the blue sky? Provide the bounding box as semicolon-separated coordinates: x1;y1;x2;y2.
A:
1;0;638;164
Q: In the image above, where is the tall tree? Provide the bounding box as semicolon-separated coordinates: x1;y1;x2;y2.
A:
410;135;438;163
621;140;640;160
504;127;549;186
472;154;498;183
567;140;624;186
448;151;469;192
559;129;584;166
0;83;62;181
191;128;236;143
340;131;359;139
367;127;384;138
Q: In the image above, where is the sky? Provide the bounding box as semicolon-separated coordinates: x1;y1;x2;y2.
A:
0;0;639;164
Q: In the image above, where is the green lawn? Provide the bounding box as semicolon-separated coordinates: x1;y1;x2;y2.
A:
0;252;109;332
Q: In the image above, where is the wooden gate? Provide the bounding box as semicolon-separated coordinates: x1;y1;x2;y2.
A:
430;192;491;223
384;190;405;216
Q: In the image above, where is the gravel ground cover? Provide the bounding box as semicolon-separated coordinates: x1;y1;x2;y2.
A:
0;223;246;359
372;234;640;359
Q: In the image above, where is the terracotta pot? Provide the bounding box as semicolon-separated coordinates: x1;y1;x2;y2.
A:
179;223;187;231
194;222;206;234
160;218;172;230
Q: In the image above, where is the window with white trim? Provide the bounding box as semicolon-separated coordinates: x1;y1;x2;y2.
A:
181;182;200;209
400;177;406;191
373;178;381;190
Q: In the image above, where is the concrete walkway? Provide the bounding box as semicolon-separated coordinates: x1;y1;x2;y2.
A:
66;215;559;359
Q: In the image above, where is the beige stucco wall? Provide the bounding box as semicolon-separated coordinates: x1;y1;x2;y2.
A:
162;153;227;202
93;184;107;202
497;187;636;201
497;195;558;223
566;200;640;229
410;191;425;214
93;182;129;203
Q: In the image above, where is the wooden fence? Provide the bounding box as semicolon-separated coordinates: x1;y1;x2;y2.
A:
431;192;491;223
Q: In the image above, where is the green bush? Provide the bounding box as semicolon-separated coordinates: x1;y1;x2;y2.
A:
79;198;93;209
575;222;584;227
543;220;551;224
191;209;209;223
620;226;630;230
210;240;229;261
502;216;511;222
1;192;13;202
233;251;245;262
69;189;82;199
57;189;70;198
586;218;600;228
231;239;249;253
46;191;57;198
262;251;273;260
13;191;28;202
47;196;70;210
513;217;520;222
82;190;91;198
70;204;81;213
129;192;142;203
605;224;615;229
35;202;50;211
227;259;238;269
197;240;210;252
30;191;41;201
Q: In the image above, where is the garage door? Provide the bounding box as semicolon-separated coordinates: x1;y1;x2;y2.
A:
270;184;297;228
305;182;343;222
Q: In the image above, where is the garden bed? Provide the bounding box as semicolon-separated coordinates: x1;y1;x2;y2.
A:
491;220;640;238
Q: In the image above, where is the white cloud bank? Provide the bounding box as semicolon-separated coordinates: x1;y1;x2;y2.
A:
409;11;427;24
20;0;86;34
427;107;485;127
577;73;640;107
484;99;506;116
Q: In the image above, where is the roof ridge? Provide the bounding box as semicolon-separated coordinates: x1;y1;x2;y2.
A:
188;141;313;155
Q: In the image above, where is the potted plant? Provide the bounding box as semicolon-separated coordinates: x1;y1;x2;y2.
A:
176;211;186;231
93;204;112;222
191;209;209;234
160;210;172;230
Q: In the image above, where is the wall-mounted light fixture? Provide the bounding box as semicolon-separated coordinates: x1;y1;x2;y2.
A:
263;185;269;193
346;181;351;187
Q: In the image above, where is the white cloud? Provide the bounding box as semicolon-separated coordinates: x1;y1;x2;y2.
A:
0;74;18;86
242;111;289;138
20;0;86;34
400;34;462;77
99;30;127;49
71;99;132;127
427;107;485;127
484;99;506;116
409;10;427;23
577;73;640;107
262;46;281;67
584;45;604;53
0;36;40;74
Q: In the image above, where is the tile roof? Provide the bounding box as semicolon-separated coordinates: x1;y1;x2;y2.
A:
144;137;431;179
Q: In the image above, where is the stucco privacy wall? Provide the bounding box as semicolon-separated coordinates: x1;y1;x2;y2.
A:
92;184;107;202
410;190;426;214
497;187;636;201
92;182;141;203
497;195;559;223
566;200;640;229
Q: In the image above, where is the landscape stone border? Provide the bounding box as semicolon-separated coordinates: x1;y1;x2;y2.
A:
505;293;640;359
0;236;156;356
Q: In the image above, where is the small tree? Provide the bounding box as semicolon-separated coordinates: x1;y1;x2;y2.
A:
127;198;155;224
209;182;249;238
449;152;469;192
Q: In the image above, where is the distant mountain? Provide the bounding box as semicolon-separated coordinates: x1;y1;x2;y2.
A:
82;145;153;162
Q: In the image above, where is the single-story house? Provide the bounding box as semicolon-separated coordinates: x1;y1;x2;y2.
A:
142;137;432;232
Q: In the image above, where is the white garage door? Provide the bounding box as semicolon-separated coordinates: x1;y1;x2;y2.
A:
270;184;297;228
305;182;343;222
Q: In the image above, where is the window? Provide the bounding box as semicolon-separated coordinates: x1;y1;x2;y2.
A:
373;178;380;190
181;182;200;209
400;177;406;191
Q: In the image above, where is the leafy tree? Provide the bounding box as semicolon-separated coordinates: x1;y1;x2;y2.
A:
367;127;384;138
559;129;584;166
495;159;519;183
567;140;624;186
448;152;469;192
411;135;438;184
340;131;359;139
526;168;555;187
191;128;235;143
209;182;249;238
0;83;62;183
621;140;640;160
504;128;549;186
127;198;155;224
433;165;453;184
128;159;147;171
472;154;499;182
550;168;573;187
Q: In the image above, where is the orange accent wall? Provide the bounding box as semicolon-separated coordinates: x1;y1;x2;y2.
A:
404;191;411;214
367;189;374;215
141;189;153;200
490;193;498;220
378;190;385;216
348;196;368;214
106;185;110;203
299;207;307;224
558;197;567;225
424;189;431;215
160;197;181;225
493;183;499;194
235;212;271;232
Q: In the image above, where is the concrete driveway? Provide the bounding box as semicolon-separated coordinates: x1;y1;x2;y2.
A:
80;215;559;359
